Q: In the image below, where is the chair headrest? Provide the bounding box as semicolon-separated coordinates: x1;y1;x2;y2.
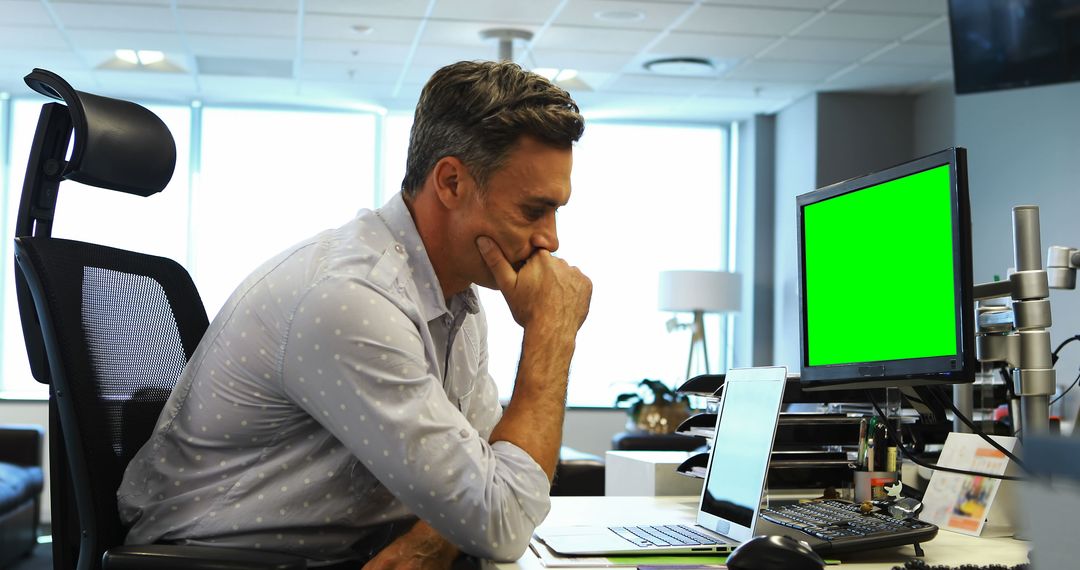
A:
24;68;176;197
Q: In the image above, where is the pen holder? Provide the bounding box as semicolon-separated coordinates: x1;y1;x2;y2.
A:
854;470;899;502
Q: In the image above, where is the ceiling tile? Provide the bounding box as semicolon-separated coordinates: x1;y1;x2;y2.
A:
555;0;690;31
410;44;490;66
649;32;776;62
0;26;70;50
534;25;659;53
602;73;717;95
420;19;539;47
705;79;813;99
51;2;175;31
907;17;950;44
179;0;299;10
197;76;298;103
822;63;946;91
304;14;421;42
299;60;401;83
677;5;816;36
0;48;83;70
187;34;295;59
303;40;413;64
703;0;834;9
832;0;947;17
759;37;885;63
529;49;635;73
178;7;296;36
298;79;397;104
1;1;55;26
67;30;186;51
795;12;937;41
305;0;434;18
724;59;846;82
431;0;563;24
870;42;951;66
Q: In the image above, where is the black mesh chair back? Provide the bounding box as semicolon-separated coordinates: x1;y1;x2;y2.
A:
14;237;209;567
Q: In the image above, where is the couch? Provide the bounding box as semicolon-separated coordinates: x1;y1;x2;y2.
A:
0;425;44;568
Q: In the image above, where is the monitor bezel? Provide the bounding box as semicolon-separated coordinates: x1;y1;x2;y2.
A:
796;147;976;391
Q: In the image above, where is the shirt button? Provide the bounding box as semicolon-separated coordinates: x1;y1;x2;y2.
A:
459;429;469;438
394;244;405;255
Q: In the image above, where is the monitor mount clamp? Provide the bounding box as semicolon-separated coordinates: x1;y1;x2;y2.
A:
972;205;1058;438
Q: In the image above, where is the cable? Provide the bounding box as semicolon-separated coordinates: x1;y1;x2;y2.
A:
867;395;1026;482
1052;334;1080;365
925;386;1028;471
1049;368;1080;408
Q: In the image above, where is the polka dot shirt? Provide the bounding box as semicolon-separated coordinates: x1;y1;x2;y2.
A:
118;193;550;563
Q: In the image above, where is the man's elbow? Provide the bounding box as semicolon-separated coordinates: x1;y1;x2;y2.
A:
464;532;533;562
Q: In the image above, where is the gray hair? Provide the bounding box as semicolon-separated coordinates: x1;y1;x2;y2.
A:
401;60;585;199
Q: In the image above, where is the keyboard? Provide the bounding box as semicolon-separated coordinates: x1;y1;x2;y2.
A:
608;524;728;547
759;499;938;553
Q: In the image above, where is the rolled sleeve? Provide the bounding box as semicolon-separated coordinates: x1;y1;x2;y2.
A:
281;277;548;560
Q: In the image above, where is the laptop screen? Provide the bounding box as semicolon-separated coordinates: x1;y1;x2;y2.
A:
697;368;786;540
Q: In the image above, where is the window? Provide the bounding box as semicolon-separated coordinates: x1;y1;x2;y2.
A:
193;108;376;312
477;123;729;407
0;103;729;406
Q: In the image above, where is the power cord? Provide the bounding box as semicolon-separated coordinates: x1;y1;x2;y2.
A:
924;386;1027;471
1052;333;1080;365
867;394;1026;482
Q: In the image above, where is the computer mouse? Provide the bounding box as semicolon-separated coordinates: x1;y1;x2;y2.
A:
725;535;825;570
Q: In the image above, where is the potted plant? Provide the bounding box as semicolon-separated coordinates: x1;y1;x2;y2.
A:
614;379;692;434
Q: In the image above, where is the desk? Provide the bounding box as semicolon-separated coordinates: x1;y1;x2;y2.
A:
503;496;1029;569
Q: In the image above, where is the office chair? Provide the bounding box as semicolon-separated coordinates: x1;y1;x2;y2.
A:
12;69;305;570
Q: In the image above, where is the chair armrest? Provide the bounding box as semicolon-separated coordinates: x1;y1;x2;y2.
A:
0;425;44;467
104;544;307;570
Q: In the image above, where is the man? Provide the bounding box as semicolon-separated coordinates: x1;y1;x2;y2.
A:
118;60;592;567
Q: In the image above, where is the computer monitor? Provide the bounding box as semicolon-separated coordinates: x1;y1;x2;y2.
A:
797;148;976;391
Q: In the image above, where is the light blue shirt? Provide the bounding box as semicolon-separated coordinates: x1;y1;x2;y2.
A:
119;193;550;563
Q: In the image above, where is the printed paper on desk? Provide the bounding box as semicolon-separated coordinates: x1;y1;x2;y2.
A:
918;432;1019;537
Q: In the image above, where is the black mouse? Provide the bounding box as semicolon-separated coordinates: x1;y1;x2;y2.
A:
725;535;826;570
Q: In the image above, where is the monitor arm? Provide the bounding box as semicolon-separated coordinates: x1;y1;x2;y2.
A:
972;205;1055;438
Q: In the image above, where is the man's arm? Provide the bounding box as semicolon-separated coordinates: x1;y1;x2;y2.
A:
477;236;592;479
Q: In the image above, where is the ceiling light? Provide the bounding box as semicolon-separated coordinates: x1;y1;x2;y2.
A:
594;9;645;22
137;50;165;65
533;68;558;80
555;69;578;82
115;49;139;65
643;57;716;77
351;24;373;35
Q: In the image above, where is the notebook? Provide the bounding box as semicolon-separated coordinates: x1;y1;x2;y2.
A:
534;366;788;555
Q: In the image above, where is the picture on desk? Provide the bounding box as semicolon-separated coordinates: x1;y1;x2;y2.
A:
919;432;1015;537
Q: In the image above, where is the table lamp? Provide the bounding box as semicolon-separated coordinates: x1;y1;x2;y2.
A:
658;270;741;379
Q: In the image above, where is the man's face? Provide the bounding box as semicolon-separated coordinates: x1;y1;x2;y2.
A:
453;136;573;290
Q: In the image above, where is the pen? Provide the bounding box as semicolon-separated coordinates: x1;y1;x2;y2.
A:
856;417;868;469
867;416;878;471
872;419;887;473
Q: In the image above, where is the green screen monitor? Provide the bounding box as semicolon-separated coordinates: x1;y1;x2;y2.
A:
797;148;976;391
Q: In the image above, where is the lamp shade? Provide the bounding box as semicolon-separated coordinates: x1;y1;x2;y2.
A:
658;270;741;313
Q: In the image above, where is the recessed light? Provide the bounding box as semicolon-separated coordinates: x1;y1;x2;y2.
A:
137;50;165;65
115;49;139;65
351;24;373;35
643;57;716;77
594;9;645;22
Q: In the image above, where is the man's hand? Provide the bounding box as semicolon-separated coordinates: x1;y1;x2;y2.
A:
363;521;459;570
475;236;591;334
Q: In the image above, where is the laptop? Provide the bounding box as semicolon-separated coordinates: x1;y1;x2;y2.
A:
534;366;788;555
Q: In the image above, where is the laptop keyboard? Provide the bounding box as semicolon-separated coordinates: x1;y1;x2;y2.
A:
761;500;935;541
608;524;726;547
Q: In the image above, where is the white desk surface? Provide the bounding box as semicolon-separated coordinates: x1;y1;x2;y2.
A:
502;496;1030;569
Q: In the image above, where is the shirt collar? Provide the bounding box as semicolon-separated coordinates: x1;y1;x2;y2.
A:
377;192;479;322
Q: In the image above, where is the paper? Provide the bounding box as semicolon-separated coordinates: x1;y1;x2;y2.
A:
918;432;1018;536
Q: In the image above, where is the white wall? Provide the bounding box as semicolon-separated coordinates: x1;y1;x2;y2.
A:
772;95;818;370
956;81;1080;426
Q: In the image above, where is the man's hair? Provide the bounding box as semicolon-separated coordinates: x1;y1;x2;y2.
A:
401;60;585;199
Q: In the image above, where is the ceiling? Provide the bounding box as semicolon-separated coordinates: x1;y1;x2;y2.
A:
0;0;955;121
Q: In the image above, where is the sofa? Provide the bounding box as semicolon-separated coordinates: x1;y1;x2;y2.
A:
0;425;44;568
